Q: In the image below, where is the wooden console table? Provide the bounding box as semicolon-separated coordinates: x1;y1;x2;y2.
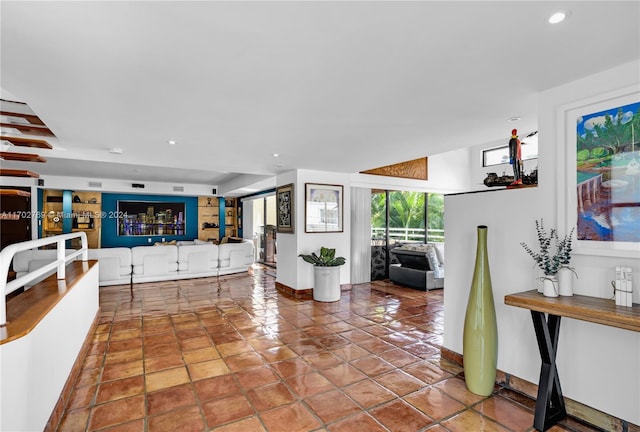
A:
504;290;639;431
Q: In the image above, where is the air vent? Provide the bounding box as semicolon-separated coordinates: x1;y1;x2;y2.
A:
173;186;184;192
88;181;102;188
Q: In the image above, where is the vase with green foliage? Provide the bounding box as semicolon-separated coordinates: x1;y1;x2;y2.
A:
520;219;575;297
299;247;346;302
463;225;498;396
557;227;576;296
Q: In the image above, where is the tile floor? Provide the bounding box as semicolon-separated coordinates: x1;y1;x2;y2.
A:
57;265;603;432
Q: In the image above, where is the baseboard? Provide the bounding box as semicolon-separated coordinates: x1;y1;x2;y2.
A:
275;282;352;300
440;347;639;432
275;282;313;300
44;311;100;432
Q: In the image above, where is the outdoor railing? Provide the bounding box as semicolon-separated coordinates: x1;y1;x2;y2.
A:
0;232;88;326
371;227;445;243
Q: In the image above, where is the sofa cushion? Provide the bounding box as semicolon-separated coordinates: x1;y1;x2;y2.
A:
390;248;430;271
13;249;76;287
218;240;254;269
131;245;178;275
87;248;132;285
177;244;218;272
434;243;445;266
425;245;444;279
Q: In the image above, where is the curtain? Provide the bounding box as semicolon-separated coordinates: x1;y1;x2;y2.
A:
350;187;371;284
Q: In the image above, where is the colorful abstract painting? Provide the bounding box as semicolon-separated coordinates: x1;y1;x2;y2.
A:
576;101;640;242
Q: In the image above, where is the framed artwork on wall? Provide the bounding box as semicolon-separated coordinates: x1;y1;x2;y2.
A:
305;183;343;233
276;183;294;233
557;85;640;258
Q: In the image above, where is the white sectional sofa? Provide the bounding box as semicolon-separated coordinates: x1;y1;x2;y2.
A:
131;244;179;283
87;248;132;286
12;239;254;287
218;241;255;275
177;243;220;278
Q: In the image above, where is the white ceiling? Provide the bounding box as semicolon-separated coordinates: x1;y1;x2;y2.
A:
1;1;639;195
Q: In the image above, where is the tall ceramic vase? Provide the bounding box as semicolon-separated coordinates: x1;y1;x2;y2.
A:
463;225;498;396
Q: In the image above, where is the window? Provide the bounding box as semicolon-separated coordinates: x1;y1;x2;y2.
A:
482;131;538;167
370;190;444;280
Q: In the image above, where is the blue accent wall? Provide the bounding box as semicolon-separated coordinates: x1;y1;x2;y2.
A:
101;193;198;247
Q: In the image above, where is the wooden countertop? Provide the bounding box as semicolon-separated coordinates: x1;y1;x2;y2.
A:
505;290;640;333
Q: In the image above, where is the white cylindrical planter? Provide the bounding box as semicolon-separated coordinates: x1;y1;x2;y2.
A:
557;266;575;296
542;275;559;297
313;266;341;302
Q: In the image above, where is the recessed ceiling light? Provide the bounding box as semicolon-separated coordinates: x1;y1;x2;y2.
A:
108;148;124;154
168;140;176;145
548;11;567;24
273;153;279;157
507;116;521;123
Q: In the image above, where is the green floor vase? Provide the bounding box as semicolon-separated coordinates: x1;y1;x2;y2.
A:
463;225;498;396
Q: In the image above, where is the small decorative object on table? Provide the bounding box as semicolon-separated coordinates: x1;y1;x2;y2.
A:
521;219;575;297
299;247;346;302
614;266;633;307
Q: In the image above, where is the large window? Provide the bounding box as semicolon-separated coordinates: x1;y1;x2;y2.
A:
370;190;444;280
482;131;538;167
371;190;443;244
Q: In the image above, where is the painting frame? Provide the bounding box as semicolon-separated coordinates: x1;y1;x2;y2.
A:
276;183;295;234
305;183;344;233
556;85;640;258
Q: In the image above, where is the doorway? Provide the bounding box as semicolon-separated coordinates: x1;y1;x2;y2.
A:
0;187;32;249
251;194;277;267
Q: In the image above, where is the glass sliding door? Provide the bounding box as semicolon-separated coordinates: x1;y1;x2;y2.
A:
370;190;444;281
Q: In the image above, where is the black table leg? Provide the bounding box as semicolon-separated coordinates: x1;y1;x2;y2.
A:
531;311;567;431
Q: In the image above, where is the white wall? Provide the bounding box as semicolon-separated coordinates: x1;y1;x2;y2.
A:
443;60;640;425
275;169;351;290
0;263;99;431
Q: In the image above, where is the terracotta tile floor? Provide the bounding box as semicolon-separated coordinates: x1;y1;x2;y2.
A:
57;265;602;432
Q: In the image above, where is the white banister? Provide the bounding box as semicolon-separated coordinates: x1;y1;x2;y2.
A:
0;232;88;326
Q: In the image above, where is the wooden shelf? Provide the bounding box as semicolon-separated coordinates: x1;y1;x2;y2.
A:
505;290;640;333
0;151;46;163
1;136;53;149
0;169;39;178
0;110;46;126
198;196;220;242
0;189;31;197
0;122;55;137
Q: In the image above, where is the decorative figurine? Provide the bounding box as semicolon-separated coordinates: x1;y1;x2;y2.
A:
509;129;523;185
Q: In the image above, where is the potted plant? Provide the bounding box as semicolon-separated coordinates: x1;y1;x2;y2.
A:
299;247;346;302
520;219;571;297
